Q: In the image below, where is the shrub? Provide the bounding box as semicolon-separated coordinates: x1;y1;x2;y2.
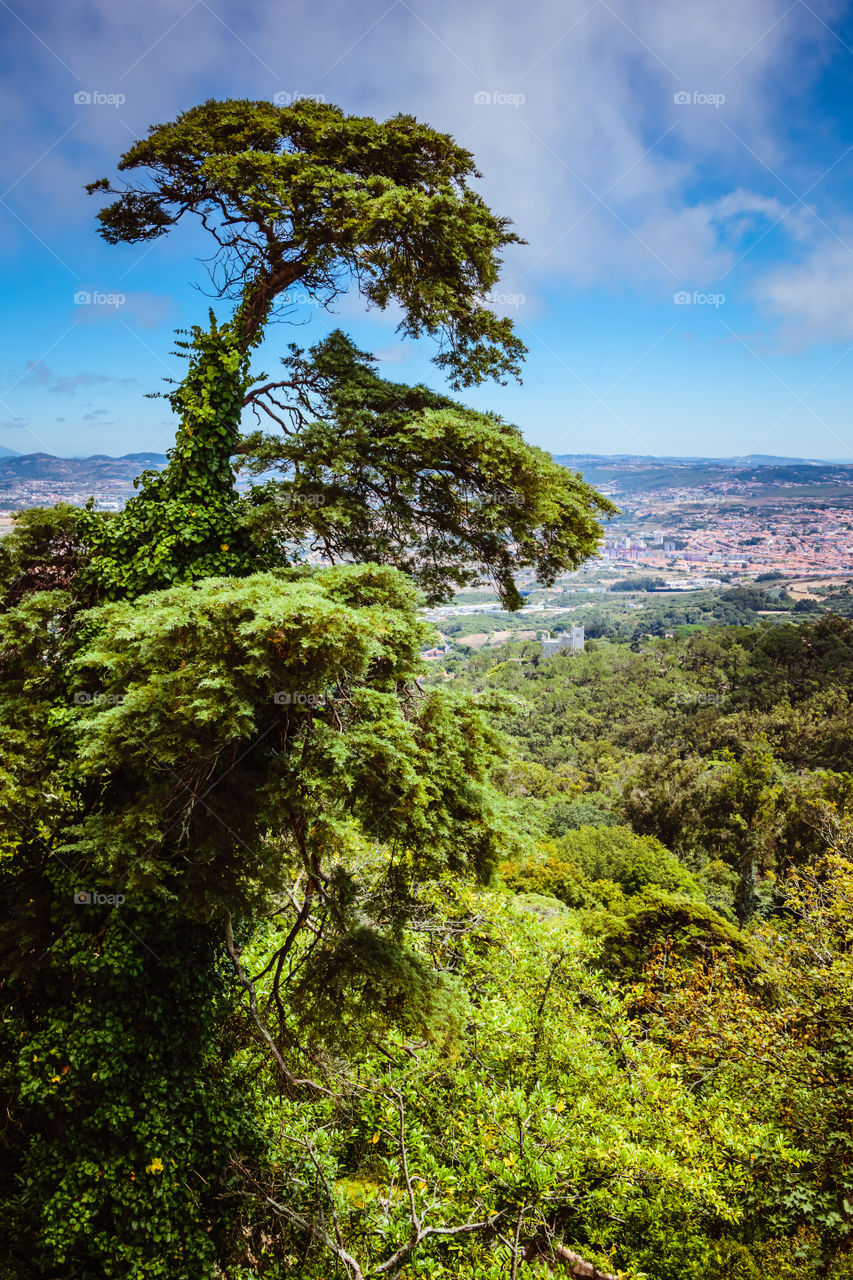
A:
600;887;756;975
554;825;701;898
547;800;619;836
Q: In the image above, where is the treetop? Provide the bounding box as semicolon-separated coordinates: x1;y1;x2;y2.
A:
86;98;526;387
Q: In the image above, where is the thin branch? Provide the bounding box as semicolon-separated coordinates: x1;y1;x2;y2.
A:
392;1088;420;1235
373;1214;505;1278
510;1207;524;1280
551;1244;621;1280
302;1138;351;1269
263;1195;365;1280
224;912;332;1097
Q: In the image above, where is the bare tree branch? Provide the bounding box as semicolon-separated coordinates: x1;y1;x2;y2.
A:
262;1195;365;1280
224;912;332;1097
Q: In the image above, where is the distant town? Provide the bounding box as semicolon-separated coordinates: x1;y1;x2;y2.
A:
599;505;853;577
2;450;853;581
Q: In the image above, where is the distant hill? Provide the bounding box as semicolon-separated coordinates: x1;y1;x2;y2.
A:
553;454;853;493
3;449;853;499
554;453;845;466
0;452;167;484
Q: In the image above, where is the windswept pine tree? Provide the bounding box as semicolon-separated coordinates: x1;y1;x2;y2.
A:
78;98;613;606
0;100;618;1280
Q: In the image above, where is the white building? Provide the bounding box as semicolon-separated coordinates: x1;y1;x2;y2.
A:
541;625;584;657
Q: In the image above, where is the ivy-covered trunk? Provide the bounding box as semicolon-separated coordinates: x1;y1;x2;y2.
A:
2;891;263;1278
79;310;265;602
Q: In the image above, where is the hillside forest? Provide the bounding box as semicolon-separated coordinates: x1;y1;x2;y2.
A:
1;97;852;1280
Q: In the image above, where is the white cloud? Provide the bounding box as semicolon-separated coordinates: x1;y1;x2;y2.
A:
356;0;845;291
0;0;843;277
0;0;849;340
754;233;853;345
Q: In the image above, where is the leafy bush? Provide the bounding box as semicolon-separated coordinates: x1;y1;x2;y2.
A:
547;799;619;836
600;887;756;974
610;576;666;591
500;851;627;912
554;825;701;898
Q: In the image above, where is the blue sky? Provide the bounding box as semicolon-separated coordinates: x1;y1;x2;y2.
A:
3;0;853;460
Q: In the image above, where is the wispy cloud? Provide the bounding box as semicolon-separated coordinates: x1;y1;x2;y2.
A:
25;360;138;394
754;233;853;346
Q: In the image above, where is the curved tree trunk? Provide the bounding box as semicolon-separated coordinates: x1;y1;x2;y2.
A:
524;1238;620;1279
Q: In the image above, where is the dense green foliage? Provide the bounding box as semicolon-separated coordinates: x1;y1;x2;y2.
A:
441;620;853;1273
235;882;767;1280
0;565;520;1278
241;330;613;609
79;315;264;601
2;95;852;1280
609;576;666;592
80;97;614;606
6;551;852;1277
0;502;86;606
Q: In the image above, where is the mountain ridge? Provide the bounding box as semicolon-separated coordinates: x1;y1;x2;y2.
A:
0;453;167;483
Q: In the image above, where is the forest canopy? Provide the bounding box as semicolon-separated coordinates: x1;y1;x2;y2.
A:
1;98;851;1280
